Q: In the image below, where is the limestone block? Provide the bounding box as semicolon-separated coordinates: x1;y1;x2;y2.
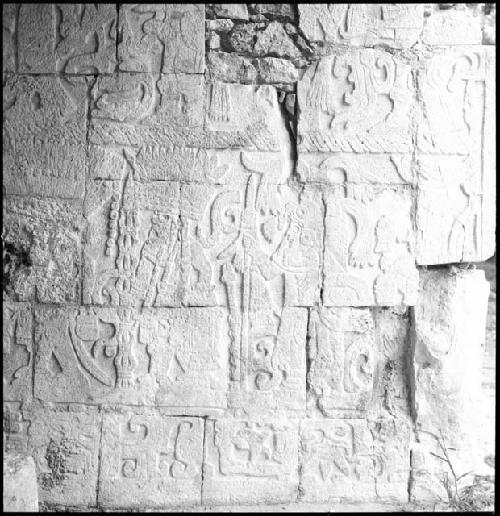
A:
3;453;38;512
253;22;301;59
251;4;296;21
34;307;158;405
411;269;490;499
203;418;299;505
207;53;299;85
28;404;100;507
99;409;203;509
300;417;410;503
180;180;322;308
372;307;411;417
422;9;482;45
3;74;88;198
18;3;116;73
3;302;32;401
83;177;181;308
307;307;375;418
118;4;204;74
3;402;31;454
205;83;291;152
415;46;496;264
3;4;17;72
34;306;228;413
297;49;415;153
3;197;83;304
323;185;418;306
227;307;307;417
147;308;229;413
90;79;287;151
298;4;424;48
212;4;249;20
307;307;411;419
297;153;414;186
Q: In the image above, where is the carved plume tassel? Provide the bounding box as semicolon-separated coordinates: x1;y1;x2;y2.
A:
307;56;335;113
208;82;231;122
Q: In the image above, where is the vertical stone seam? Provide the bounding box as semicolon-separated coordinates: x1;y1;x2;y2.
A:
31;302;36;401
200;415;208;505
95;405;104;509
115;3;120;72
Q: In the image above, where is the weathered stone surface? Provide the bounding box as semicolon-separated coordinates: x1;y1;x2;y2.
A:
3;197;83;304
411;268;490;501
3;452;38;512
203;418;299;505
250;4;296;21
323;185;418;307
28;404;100;507
3;402;31;454
119;4;204;74
2;4;17;72
18;3;117;73
415;46;496;264
297;49;415;153
99;409;203;508
422;8;482;45
300;417;410;503
308;306;410;419
34;306;228;413
298;4;424;48
212;4;249;20
3;302;32;401
3;74;88;198
207;53;299;84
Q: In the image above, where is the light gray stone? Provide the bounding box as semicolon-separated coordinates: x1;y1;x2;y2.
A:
3;197;83;304
297;49;415;153
99;409;204;509
203;418;299;505
298;4;424;48
119;4;205;74
411;268;490;501
3;74;88;198
18;3;117;73
415;46;496;264
2;4;17;72
3;402;31;455
422;8;482;45
3;452;38;512
212;4;249;20
3;302;32;401
323;185;418;307
28;404;100;507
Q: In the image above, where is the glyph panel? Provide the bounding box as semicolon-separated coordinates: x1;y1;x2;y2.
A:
118;4;205;74
298;4;424;48
3;302;32;401
323;185;418;307
3;197;83;304
99;410;203;508
34;306;228;413
17;3;116;73
3;74;88;198
28;404;100;507
415;46;496;264
83;176;181;308
300;417;410;503
203;418;299;505
297;49;415;153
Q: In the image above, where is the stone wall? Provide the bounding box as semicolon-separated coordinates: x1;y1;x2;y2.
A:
2;3;495;511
